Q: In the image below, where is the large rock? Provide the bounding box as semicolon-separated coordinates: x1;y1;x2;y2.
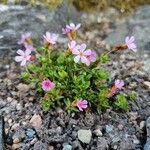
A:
0;3;81;56
105;6;150;51
0;116;4;150
144;117;150;150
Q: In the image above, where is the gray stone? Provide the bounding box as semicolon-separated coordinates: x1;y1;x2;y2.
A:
33;141;48;150
105;124;113;133
96;137;109;150
144;141;150;150
0;2;81;59
26;128;36;139
62;143;72;150
16;83;30;92
0;116;4;150
144;117;150;150
12;128;25;141
93;129;102;137
118;139;135;150
0;100;6;108
144;81;150;89
77;129;92;144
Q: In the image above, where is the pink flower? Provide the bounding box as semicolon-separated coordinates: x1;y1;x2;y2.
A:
42;80;55;91
87;51;97;63
68;41;76;51
43;32;58;45
125;36;137;52
66;23;81;31
76;99;88;111
62;27;71;34
72;43;91;66
115;80;124;90
15;49;31;66
25;45;35;51
62;23;81;34
18;32;32;45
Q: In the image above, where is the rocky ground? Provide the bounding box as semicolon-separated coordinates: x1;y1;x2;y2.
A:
0;2;150;150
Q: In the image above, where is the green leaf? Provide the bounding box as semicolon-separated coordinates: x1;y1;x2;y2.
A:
100;98;110;109
57;53;65;64
27;64;37;72
99;54;110;63
42;100;51;112
37;47;46;52
21;72;30;81
58;70;68;79
115;93;129;111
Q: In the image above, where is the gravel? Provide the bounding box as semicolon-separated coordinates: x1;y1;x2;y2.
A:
0;2;149;150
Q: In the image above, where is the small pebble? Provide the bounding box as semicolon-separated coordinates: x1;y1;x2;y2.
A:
62;143;72;150
118;124;124;130
30;138;38;145
11;123;20;130
77;129;92;144
26;128;36;139
105;125;113;133
13;138;20;144
29;97;34;102
48;146;54;150
30;114;42;129
12;143;21;150
140;121;146;130
7;97;13;102
93;129;103;137
16;103;22;111
144;81;150;89
8;118;13;124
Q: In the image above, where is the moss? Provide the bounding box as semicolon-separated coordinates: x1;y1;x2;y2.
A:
1;0;149;14
72;0;150;14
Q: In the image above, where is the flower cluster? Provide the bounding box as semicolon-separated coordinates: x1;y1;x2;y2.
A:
15;22;137;112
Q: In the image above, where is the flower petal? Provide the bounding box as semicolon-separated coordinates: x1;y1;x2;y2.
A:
75;23;81;30
70;23;75;28
20;59;26;66
82;100;88;104
25;49;31;55
16;49;24;55
78;107;83;111
128;36;135;43
80;43;87;52
74;55;80;63
81;56;90;66
81;56;88;63
130;43;136;49
81;104;88;109
72;45;80;54
125;36;129;44
46;32;51;39
83;49;91;56
15;56;23;62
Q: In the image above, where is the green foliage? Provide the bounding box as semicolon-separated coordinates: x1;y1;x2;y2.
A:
21;46;134;112
99;54;110;64
21;72;30;81
128;91;138;101
19;30;136;113
115;93;129;111
42;100;51;112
